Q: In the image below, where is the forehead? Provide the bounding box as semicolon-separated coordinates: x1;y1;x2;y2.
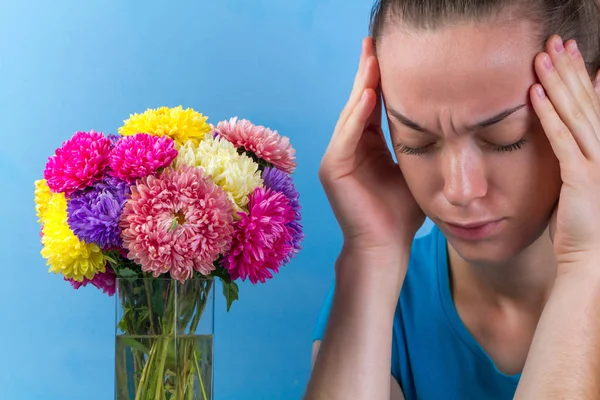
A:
377;20;540;127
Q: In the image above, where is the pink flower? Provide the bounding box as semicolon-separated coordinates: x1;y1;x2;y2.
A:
120;166;234;281
65;265;117;296
44;131;112;194
213;117;296;173
222;187;295;284
109;133;178;183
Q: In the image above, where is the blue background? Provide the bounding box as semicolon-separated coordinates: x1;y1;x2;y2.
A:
0;1;433;399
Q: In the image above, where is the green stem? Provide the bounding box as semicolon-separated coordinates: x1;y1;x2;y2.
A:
119;282;146;392
135;341;157;400
144;279;157;335
194;348;208;400
190;280;213;333
153;338;170;399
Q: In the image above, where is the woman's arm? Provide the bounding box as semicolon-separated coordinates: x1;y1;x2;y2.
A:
311;341;406;400
515;265;600;399
303;246;409;400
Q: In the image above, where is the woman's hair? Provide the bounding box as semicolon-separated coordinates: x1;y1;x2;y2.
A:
369;0;600;76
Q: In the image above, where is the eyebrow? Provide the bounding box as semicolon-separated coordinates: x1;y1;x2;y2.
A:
387;103;528;133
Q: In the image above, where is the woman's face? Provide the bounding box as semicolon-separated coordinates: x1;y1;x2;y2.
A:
378;20;562;264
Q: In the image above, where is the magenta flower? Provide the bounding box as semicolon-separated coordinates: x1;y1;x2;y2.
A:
109;133;178;183
65;266;117;296
222;187;295;284
213;117;297;173
120;166;234;281
43;131;112;195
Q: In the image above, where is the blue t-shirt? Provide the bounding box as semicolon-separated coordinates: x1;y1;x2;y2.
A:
313;224;521;399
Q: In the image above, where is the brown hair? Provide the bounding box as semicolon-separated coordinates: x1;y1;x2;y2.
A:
369;0;600;76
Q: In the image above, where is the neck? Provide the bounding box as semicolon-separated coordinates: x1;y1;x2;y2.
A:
448;228;557;309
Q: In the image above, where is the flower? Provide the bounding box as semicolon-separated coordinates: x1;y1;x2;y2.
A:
222;187;295;284
67;176;131;249
65;266;117;296
34;179;52;223
262;167;304;263
213;117;296;173
40;191;106;281
43;131;112;195
120;165;234;281
174;136;263;212
118;106;211;145
109;133;178;183
107;134;121;147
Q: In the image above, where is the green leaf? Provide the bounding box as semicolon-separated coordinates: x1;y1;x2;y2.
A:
117;316;129;333
210;265;231;284
117;267;138;278
220;278;239;312
120;337;151;354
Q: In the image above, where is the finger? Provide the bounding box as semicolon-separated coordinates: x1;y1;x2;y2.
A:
337;38;376;130
564;39;600;117
343;88;378;150
535;49;600;160
334;88;378;161
549;37;600;139
530;83;585;168
365;81;383;130
330;55;380;150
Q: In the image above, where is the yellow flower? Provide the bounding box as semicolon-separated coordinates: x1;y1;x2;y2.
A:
34;179;52;223
118;106;212;145
40;191;106;282
174;136;264;213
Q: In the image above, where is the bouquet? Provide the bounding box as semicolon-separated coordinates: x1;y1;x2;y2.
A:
34;106;303;400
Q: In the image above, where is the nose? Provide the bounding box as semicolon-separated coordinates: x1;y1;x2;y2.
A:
442;148;488;207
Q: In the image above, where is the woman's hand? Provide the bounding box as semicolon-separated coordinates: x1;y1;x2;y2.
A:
530;35;600;270
319;37;425;256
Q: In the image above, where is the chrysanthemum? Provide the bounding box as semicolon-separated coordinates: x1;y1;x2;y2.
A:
120;166;234;281
262;167;304;263
118;106;211;145
43;131;112;195
109;133;178;183
67;176;131;249
174;136;263;212
107;134;121;147
222;187;295;284
34;179;52;223
65;265;117;296
40;191;106;281
213;117;296;173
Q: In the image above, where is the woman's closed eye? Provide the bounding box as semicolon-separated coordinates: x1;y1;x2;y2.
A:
393;136;529;156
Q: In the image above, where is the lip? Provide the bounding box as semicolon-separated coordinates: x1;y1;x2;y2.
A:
443;219;503;241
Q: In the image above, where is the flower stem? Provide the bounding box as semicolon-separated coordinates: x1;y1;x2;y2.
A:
194;348;208;400
144;279;156;335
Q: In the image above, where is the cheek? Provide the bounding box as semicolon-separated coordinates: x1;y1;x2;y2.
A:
397;158;438;206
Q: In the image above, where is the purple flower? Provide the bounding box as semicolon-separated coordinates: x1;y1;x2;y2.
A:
67;176;131;249
261;167;304;263
107;134;121;147
65;266;117;296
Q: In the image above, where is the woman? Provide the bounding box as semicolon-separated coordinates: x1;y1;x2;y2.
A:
305;0;600;399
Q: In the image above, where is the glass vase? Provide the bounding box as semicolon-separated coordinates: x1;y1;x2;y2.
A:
114;277;214;400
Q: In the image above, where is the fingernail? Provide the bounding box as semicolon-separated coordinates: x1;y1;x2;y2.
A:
535;85;546;99
553;37;564;53
543;54;553;71
361;90;368;101
567;41;579;57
